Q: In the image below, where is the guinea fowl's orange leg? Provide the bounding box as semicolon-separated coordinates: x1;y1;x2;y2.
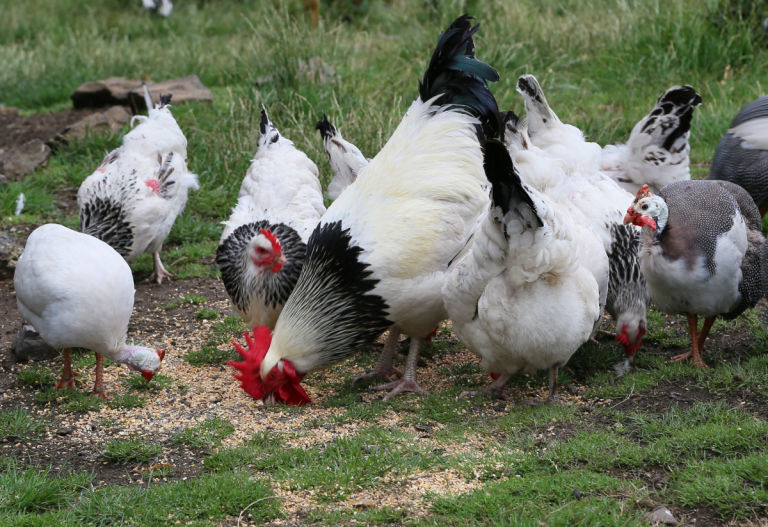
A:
55;348;78;389
90;353;109;399
692;316;715;368
672;315;708;367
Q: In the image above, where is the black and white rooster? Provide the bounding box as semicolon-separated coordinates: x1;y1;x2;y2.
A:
78;86;199;284
228;15;497;404
216;108;325;329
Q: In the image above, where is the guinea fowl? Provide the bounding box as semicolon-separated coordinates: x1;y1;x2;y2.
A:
78;86;199;284
443;139;602;401
512;76;649;369
14;224;165;398
601;86;702;193
315;115;369;201
217;108;325;329
624;181;766;367
228;15;497;404
708;95;768;216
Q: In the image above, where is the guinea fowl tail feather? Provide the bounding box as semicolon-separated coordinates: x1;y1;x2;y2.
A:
418;14;501;140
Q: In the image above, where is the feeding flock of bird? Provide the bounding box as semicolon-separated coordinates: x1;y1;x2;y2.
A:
12;15;768;407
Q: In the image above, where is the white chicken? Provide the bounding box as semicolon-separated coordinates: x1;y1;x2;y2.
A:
601;86;702;194
228;15;498;404
216;107;325;329
316;115;369;201
443;140;602;401
512;76;649;370
14;224;165;398
78;86;199;284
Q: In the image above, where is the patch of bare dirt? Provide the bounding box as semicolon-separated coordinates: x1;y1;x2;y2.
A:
0;108;103;151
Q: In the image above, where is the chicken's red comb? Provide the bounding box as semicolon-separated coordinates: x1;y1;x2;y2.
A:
260;228;282;255
227;326;310;406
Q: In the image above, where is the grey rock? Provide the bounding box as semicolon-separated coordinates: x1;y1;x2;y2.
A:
645;506;678;525
12;324;58;362
0;139;51;179
0;174;7;186
57;106;132;142
71;75;213;110
0;231;23;279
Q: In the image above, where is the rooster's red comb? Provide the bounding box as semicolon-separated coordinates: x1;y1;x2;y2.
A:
227;326;310;406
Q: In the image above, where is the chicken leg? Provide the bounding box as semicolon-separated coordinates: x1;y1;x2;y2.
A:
671;315;708;368
148;251;173;284
55;348;78;389
90;353;109;399
353;326;402;383
375;336;428;400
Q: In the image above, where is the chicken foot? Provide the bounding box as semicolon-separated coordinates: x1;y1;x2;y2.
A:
147;251;174;284
353;326;402;383
375;336;428;400
459;373;512;400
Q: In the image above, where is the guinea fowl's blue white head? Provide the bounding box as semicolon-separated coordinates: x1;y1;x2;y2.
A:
248;229;286;273
624;185;669;232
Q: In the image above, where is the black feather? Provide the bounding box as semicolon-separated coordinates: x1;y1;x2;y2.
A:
259;107;269;136
482;139;541;228
315;115;337;140
279;221;392;367
418;14;501;140
159;94;172;107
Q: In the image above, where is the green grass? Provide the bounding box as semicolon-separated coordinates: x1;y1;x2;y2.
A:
0;407;47;440
172;417;235;449
102;439;163;464
17;365;57;388
161;293;208;311
4;0;768;524
185;315;245;366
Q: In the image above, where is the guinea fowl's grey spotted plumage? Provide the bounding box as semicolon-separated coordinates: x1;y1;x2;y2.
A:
216;221;305;313
708;95;768;212
606;223;648;323
651;179;764;319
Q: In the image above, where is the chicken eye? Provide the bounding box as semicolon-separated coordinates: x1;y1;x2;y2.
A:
641;203;649;211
